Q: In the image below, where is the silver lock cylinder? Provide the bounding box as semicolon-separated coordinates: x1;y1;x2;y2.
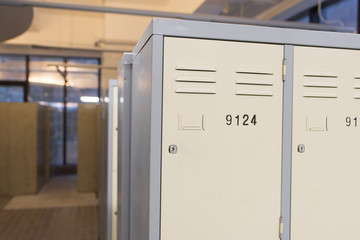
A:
297;144;305;153
168;145;178;154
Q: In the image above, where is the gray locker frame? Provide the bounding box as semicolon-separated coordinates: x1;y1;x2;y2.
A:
281;45;294;240
125;18;360;240
118;53;133;240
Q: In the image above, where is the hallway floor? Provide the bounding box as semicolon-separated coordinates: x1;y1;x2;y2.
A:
0;176;99;240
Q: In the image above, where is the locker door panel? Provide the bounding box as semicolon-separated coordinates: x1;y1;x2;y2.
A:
161;37;284;240
291;46;360;240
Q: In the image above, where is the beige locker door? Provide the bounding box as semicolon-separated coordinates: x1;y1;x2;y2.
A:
291;46;360;240
161;37;284;240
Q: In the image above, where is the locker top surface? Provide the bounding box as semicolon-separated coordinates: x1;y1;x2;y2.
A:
133;18;360;56
120;52;133;65
118;52;133;74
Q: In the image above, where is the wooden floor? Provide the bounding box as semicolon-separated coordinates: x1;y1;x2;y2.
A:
0;177;99;240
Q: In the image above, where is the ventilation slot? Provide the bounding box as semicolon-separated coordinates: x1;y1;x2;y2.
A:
236;69;274;75
235;68;274;97
303;72;338;99
174;63;217;95
354;83;360;99
303;72;338;78
236;79;273;86
303;93;337;99
236;90;273;97
175;87;216;95
303;82;338;88
176;76;216;83
176;65;216;72
353;76;360;99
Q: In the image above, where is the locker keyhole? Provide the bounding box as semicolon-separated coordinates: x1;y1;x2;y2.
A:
297;144;305;153
168;145;178;154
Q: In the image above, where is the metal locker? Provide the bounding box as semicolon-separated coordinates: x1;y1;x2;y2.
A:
126;20;284;240
161;37;283;240
99;79;119;240
108;79;119;240
118;53;133;240
291;46;360;240
118;18;360;240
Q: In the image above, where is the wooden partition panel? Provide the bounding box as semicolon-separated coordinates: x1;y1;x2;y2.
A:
77;103;100;192
0;103;47;196
0;103;10;195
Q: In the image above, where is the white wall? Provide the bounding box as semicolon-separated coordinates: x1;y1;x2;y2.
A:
7;8;104;47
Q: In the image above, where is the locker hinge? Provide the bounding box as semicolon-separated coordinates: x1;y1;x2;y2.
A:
279;216;284;239
282;59;287;82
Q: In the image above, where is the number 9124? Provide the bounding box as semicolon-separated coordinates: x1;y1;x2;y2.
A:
226;114;257;126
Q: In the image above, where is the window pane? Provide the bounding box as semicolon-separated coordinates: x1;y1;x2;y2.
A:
67;58;99;103
29;72;65;86
0;55;26;81
0;86;24;102
29;57;65;102
29;84;64;102
66;103;78;165
321;0;358;30
29;57;65;85
29;56;65;71
67;58;99;73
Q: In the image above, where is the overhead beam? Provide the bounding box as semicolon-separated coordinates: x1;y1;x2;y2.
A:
0;0;353;32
